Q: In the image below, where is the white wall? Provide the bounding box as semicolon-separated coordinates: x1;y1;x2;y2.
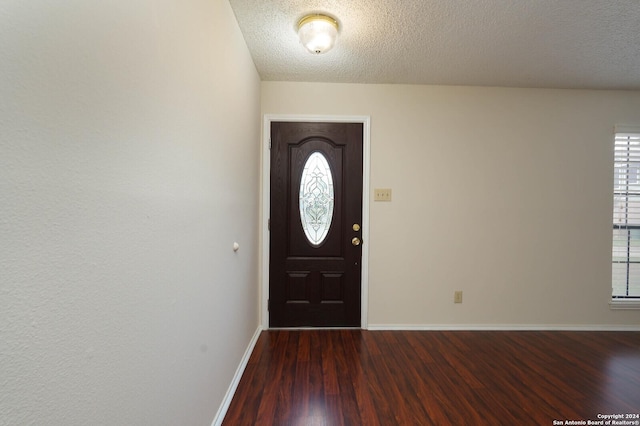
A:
262;82;640;328
0;1;260;424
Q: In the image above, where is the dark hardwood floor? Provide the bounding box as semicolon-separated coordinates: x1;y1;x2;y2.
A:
222;330;640;425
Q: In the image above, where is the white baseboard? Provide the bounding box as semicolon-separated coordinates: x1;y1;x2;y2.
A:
211;325;263;426
366;324;640;331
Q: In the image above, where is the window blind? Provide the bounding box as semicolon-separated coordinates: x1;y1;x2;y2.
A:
612;132;640;299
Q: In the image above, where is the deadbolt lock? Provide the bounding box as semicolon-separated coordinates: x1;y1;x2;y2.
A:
352;223;360;231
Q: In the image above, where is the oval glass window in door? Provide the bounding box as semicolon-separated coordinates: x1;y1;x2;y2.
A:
299;151;334;246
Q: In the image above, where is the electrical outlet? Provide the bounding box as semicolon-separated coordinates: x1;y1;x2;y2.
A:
454;291;463;304
374;188;392;201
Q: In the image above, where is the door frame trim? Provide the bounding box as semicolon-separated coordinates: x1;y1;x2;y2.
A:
261;115;371;329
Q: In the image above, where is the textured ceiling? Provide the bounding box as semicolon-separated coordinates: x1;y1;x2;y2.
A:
228;0;640;90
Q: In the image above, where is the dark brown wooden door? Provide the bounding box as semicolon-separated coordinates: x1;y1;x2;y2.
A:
269;122;363;327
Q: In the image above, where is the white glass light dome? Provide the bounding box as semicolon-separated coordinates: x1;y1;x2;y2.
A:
298;14;339;54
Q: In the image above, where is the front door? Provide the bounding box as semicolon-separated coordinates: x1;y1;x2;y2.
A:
269;121;363;327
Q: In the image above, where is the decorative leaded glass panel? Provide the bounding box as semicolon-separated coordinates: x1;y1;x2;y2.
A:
299;151;334;246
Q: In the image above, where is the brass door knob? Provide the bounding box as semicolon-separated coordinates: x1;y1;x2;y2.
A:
351;237;361;246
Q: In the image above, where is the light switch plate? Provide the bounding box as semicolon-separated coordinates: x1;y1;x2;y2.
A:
374;188;392;201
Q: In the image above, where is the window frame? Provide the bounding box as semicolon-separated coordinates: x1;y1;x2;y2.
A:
611;126;640;309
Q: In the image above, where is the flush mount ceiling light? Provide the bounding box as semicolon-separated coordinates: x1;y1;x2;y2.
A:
297;14;339;54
